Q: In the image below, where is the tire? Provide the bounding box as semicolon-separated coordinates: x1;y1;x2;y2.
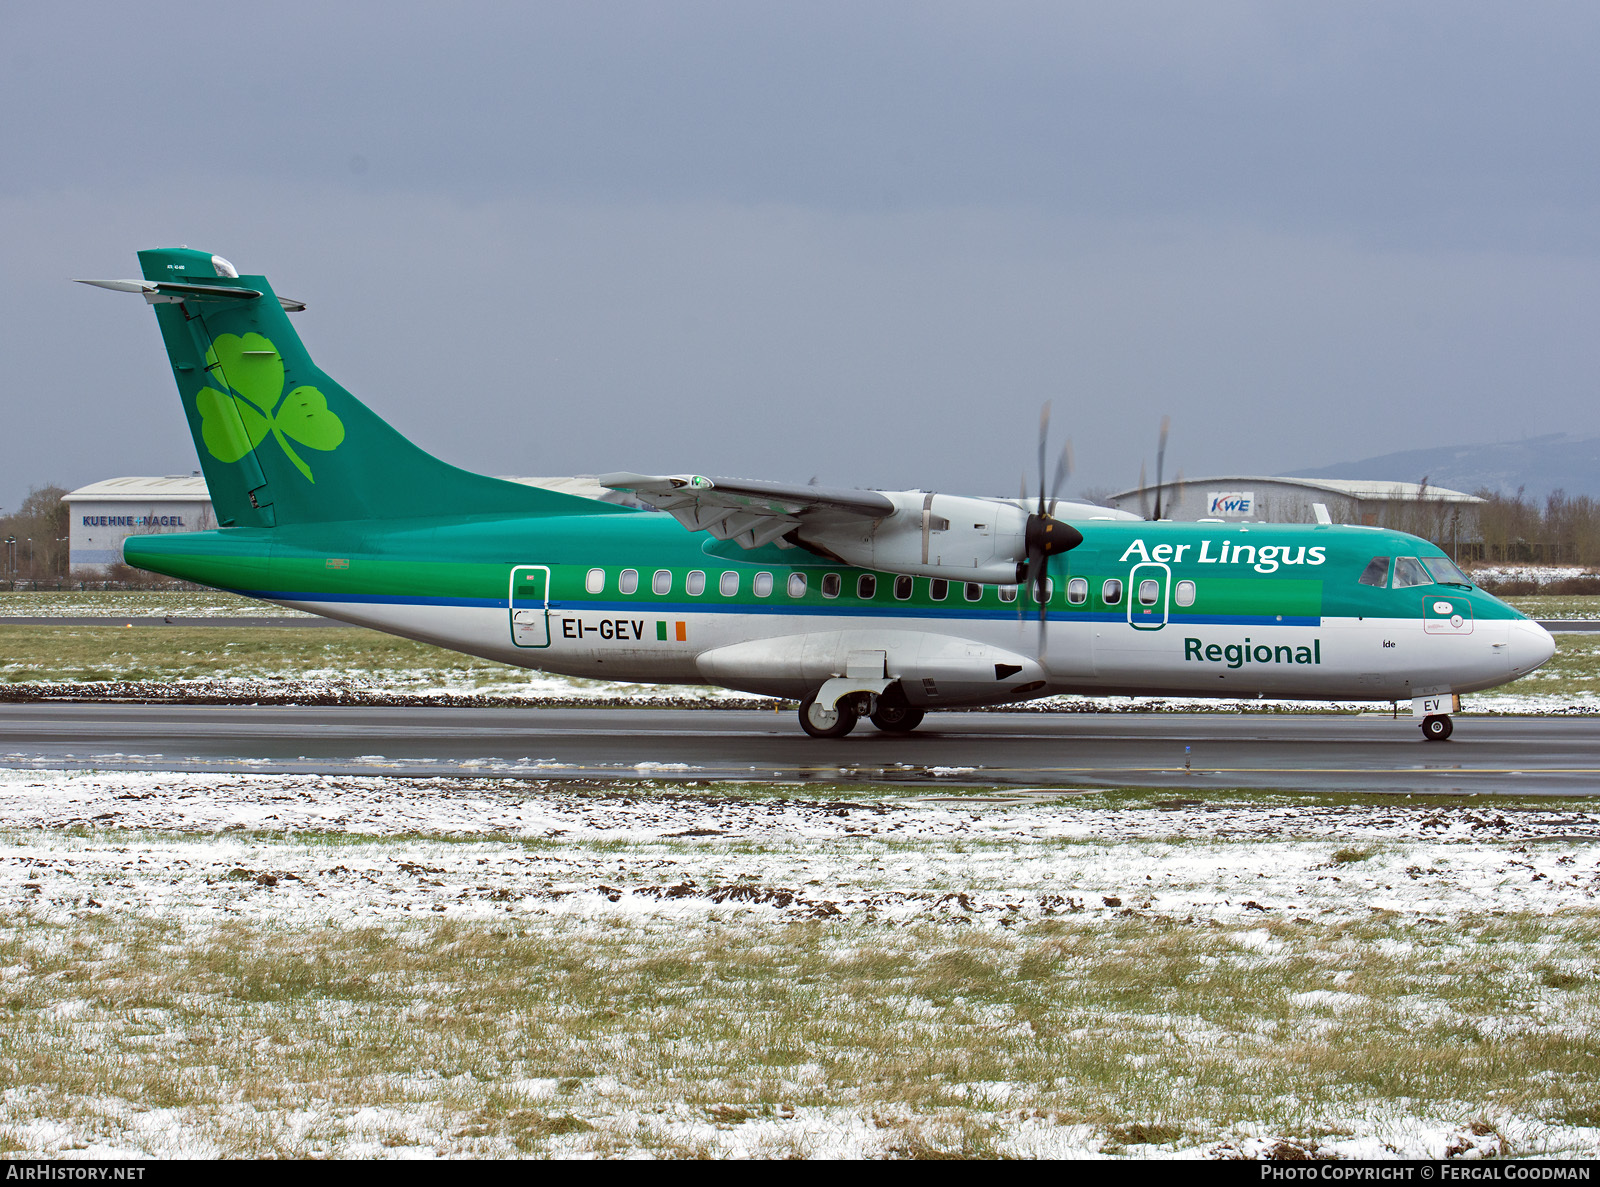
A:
870;703;925;733
1421;714;1453;742
799;694;858;739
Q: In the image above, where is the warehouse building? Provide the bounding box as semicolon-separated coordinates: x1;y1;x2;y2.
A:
62;476;215;574
1102;475;1482;535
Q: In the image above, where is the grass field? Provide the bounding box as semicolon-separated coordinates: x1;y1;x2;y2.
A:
1505;595;1600;620
1;773;1596;1158
2;909;1592;1158
0;624;525;691
0;590;313;618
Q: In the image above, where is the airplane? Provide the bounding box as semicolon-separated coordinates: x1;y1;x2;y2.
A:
77;248;1556;743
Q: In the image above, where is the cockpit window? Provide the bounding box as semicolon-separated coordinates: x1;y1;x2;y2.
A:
1358;557;1390;588
1392;556;1431;588
1421;556;1471;586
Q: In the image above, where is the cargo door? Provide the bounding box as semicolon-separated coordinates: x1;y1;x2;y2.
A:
510;565;551;648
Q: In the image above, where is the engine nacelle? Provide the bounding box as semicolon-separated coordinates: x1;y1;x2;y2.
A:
794;492;1029;584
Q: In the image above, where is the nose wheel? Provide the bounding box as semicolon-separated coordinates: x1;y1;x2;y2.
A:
1421;714;1453;742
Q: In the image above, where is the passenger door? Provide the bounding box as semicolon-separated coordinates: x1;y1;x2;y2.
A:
510;565;551;649
1127;562;1171;632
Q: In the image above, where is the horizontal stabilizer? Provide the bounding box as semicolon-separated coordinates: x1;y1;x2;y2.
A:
74;278;304;312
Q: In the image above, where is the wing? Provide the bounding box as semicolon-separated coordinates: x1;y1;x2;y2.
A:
598;472;894;550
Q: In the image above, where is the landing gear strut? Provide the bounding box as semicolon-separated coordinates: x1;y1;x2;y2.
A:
798;694;859;739
1421;714;1453;742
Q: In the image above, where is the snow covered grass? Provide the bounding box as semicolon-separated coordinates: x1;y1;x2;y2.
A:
0;624;744;704
1471;567;1598;588
0;591;314;618
0;624;534;688
0;770;1597;1158
1505;595;1600;621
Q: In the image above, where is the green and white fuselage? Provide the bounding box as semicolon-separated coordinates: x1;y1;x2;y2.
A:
126;511;1553;705
83;249;1554;737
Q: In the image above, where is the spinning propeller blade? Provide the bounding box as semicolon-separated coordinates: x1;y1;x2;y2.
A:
1153;415;1170;522
1018;402;1084;639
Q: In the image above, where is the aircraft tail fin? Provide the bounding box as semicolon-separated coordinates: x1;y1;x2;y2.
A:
81;248;608;528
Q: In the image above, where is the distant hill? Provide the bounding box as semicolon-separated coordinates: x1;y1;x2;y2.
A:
1282;434;1600;502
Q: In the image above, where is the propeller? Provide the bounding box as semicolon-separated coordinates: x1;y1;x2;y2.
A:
1017;402;1085;630
1135;416;1173;521
1152;415;1170;522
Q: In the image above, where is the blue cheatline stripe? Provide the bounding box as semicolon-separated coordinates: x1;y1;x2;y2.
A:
240;588;1325;628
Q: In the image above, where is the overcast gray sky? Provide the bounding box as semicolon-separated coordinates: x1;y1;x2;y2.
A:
4;1;1599;514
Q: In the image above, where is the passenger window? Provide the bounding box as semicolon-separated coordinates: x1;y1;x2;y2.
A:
1393;557;1430;588
652;569;671;595
1066;577;1088;605
894;575;913;600
686;570;706;596
998;585;1018;603
719;571;739;597
964;582;982;602
619;568;639;595
1139;578;1160;606
857;574;877;599
1358;557;1390;588
1174;579;1196;607
1102;578;1123;606
585;567;604;595
930;578;948;601
1031;578;1054;604
753;572;773;597
787;572;807;597
821;573;841;598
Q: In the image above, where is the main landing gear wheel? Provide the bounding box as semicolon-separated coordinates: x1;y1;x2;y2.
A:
1421;714;1454;742
870;695;925;733
799;695;858;739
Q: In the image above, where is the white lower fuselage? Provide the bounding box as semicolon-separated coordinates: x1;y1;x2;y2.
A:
269;593;1554;707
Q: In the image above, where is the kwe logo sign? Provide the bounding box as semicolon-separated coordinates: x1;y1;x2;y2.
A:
1207;491;1255;517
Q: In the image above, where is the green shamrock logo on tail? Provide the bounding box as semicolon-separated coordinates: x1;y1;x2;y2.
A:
197;333;344;483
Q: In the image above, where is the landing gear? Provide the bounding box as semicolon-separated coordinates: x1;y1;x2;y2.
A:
799;694;859;739
870;686;925;733
1421;714;1454;742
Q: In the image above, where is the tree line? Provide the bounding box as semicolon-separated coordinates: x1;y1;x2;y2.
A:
0;485;70;581
1463;489;1600;568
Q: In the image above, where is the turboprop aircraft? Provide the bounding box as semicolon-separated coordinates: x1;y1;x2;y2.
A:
78;248;1556;741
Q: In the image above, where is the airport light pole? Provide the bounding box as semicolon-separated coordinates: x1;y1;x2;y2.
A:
3;536;13;581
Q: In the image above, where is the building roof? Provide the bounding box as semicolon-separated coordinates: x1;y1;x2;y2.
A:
62;476;211;502
64;474;641;507
1105;475;1483;505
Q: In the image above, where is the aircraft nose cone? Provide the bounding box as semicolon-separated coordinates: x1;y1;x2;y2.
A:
1510;619;1557;676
